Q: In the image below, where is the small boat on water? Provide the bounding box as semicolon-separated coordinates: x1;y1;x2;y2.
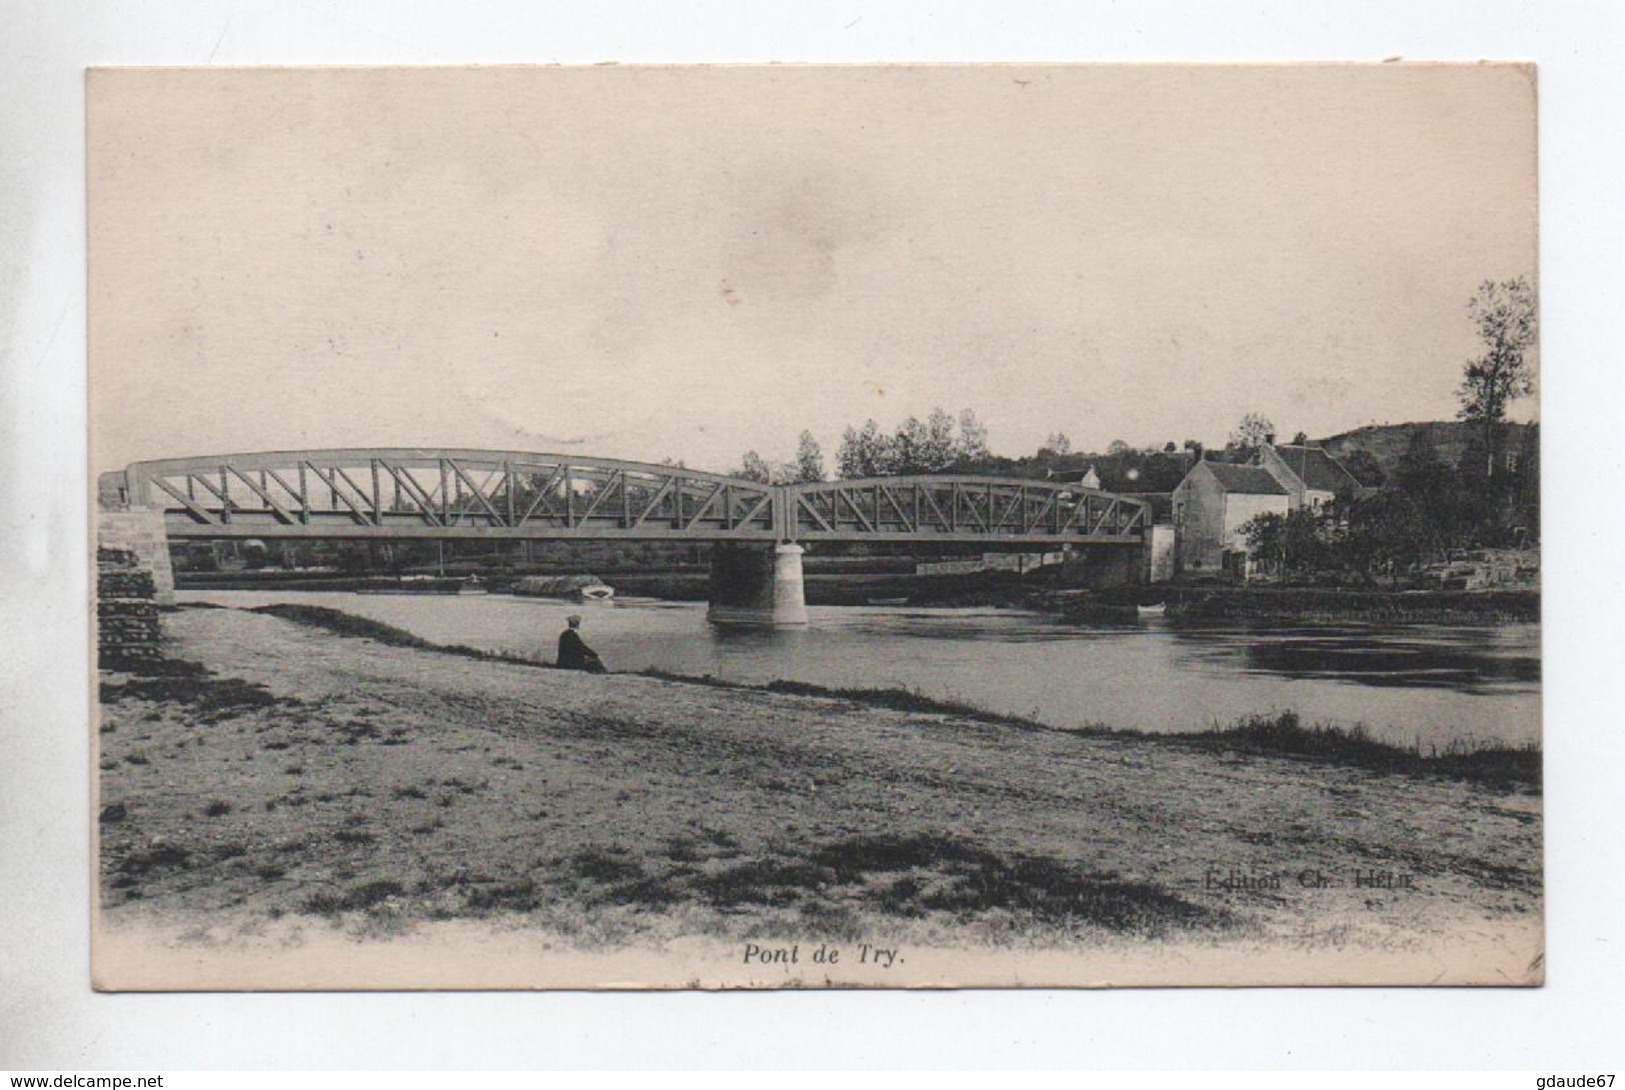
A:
457;575;489;596
1136;602;1167;616
867;596;910;606
512;573;616;602
385;574;471;594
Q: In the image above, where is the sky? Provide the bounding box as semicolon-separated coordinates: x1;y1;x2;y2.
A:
88;64;1537;474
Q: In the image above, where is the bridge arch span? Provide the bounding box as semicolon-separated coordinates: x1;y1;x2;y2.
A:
783;475;1149;545
112;448;781;540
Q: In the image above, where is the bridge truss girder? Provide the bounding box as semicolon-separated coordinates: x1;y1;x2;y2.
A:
784;475;1148;545
115;451;1148;545
122;450;780;541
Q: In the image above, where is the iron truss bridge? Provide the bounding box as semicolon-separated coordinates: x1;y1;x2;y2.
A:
110;449;1149;545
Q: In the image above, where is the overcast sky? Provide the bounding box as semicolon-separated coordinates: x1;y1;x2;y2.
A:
89;64;1536;474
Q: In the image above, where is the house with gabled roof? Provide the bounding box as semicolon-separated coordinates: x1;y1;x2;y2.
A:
1258;443;1362;511
1170;441;1365;577
1170;460;1289;575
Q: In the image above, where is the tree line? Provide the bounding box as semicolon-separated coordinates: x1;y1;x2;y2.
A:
1242;424;1539;583
728;274;1538;578
731;409;993;484
1242;277;1539;580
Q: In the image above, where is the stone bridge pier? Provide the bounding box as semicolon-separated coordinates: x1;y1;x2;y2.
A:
706;542;809;626
96;474;176;604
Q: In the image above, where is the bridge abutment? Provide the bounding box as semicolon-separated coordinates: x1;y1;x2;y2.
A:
98;507;176;606
706;542;809;627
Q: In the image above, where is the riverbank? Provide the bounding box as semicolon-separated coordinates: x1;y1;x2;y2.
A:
177;567;1049;608
94;604;1542;987
1057;586;1541;625
180;569;1542;625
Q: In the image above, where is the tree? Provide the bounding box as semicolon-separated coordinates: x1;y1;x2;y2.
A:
836;425;862;478
1241;508;1330;578
736;450;773;483
1339;448;1386;488
1106;438;1131;455
1229;412;1275;455
921;408;958;471
1043;432;1073;457
1512;422;1540;544
1291;430;1309;445
1340;490;1429;585
1241;511;1288;573
1458;277;1537;475
1163;441;1178;453
794;430;825;483
892;416;929;473
836;419;895;479
1280;507;1330;574
1392;430;1474;562
955;409;990;462
1395;429;1445;491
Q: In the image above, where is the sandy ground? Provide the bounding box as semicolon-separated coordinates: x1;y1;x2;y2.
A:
92;605;1542;988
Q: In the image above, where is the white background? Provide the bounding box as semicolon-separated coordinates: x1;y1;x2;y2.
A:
3;0;1622;1071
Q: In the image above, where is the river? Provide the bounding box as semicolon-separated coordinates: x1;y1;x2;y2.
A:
184;588;1540;750
181;590;1540;749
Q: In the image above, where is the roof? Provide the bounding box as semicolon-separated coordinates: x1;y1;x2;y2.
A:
1270;444;1361;493
1197;461;1289;495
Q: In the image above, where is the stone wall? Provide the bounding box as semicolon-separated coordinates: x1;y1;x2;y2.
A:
97;509;176;606
96;548;162;668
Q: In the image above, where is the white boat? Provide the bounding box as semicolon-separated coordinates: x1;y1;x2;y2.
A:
513;573;615;601
457;576;489;596
1135;602;1167;616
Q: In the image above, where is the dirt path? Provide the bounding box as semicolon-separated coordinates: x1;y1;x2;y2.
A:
94;605;1541;984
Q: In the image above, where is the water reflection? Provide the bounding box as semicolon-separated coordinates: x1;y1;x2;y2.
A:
1169;624;1542;693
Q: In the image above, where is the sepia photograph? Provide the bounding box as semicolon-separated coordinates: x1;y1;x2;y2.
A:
88;63;1541;989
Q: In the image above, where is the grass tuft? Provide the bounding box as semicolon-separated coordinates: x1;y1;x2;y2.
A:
100;664;282;723
1137;710;1542;790
302;879;405;915
251;604;563;670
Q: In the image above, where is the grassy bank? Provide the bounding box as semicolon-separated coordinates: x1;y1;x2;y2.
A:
94;603;1544;974
668;668;1540;791
1073;711;1539;792
248;603;562;669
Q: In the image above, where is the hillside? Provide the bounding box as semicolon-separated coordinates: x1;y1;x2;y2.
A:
1315;420;1535;482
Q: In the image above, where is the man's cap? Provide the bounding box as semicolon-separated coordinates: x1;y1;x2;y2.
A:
567;614;583;624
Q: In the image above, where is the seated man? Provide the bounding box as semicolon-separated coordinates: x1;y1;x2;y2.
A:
556;614;606;673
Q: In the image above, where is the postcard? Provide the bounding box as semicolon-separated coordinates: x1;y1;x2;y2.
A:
89;64;1540;989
